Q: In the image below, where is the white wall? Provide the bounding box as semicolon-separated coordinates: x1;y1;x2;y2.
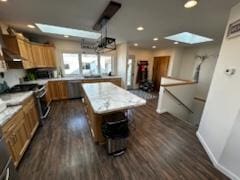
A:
116;43;128;88
197;2;240;179
179;44;220;99
128;47;153;88
157;83;197;122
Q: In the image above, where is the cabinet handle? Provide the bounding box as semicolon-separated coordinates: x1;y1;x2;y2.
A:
5;168;10;180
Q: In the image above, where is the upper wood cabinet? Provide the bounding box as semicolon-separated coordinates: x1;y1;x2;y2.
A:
2;35;34;69
2;35;57;69
31;44;56;68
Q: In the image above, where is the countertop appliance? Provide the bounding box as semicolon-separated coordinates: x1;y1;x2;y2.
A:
7;84;50;122
0;130;18;180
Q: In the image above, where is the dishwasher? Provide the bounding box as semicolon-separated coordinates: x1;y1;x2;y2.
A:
67;80;83;99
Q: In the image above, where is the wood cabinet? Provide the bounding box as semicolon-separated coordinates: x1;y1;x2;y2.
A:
22;97;39;138
43;46;56;68
48;81;68;100
31;44;45;67
45;83;52;106
2;110;30;166
1;96;39;167
31;44;56;68
2;35;57;69
2;35;34;69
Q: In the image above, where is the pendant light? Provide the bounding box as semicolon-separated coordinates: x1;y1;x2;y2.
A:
184;0;198;8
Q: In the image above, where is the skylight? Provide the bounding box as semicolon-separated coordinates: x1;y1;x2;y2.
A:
165;32;213;44
35;23;101;40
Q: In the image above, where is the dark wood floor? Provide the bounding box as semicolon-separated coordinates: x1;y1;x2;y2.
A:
18;99;228;180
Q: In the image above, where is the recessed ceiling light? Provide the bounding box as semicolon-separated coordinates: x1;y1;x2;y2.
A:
153;37;159;41
165;32;213;44
27;24;35;29
0;0;8;2
184;0;198;8
134;43;138;47
174;42;179;44
137;26;144;31
152;46;156;49
64;35;69;38
35;23;101;39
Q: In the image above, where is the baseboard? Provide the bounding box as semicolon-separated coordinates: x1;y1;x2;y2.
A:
196;131;239;180
156;109;167;114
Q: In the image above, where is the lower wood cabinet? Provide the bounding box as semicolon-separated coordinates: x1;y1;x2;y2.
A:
48;81;68;101
1;96;39;167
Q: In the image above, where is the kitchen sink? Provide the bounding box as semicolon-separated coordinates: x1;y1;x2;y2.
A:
84;75;102;79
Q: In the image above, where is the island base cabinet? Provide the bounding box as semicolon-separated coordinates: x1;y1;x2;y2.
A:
83;95;106;144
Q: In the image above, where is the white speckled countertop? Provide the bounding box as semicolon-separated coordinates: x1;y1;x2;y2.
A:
0;91;34;106
82;82;146;114
0;105;22;126
24;76;122;85
0;91;34;126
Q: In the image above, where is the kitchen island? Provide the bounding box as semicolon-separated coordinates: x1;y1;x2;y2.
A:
82;82;146;143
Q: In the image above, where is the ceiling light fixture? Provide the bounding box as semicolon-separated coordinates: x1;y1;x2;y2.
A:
152;46;156;49
0;0;8;2
174;42;179;44
184;0;198;8
153;37;159;41
27;24;35;29
134;43;138;47
137;26;144;31
64;35;69;38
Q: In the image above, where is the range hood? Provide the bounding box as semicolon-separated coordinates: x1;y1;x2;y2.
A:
2;48;25;62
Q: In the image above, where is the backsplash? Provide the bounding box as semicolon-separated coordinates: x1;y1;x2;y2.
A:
0;69;26;87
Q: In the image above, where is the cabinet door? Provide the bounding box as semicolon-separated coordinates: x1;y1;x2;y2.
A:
48;81;59;100
31;44;45;68
45;83;52;105
16;39;28;59
4;113;29;165
23;99;39;138
58;81;68;99
43;46;56;68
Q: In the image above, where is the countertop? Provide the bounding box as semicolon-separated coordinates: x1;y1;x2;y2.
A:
24;75;122;85
82;82;146;114
0;105;22;126
0;91;33;106
0;91;34;126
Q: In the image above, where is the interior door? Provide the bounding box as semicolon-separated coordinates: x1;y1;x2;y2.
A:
127;55;135;89
152;56;170;91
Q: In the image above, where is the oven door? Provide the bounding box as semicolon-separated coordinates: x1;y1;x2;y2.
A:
36;86;50;119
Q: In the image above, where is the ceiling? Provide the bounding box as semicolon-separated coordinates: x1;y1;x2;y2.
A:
0;0;239;49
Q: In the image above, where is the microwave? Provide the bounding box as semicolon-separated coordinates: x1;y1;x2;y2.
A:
35;70;54;79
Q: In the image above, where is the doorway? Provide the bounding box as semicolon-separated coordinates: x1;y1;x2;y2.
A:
152;56;170;91
127;55;135;89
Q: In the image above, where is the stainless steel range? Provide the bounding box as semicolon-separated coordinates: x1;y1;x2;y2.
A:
0;130;18;180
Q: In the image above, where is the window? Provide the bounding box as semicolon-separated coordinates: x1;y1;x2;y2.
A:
62;53;80;75
100;55;112;74
81;54;99;75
